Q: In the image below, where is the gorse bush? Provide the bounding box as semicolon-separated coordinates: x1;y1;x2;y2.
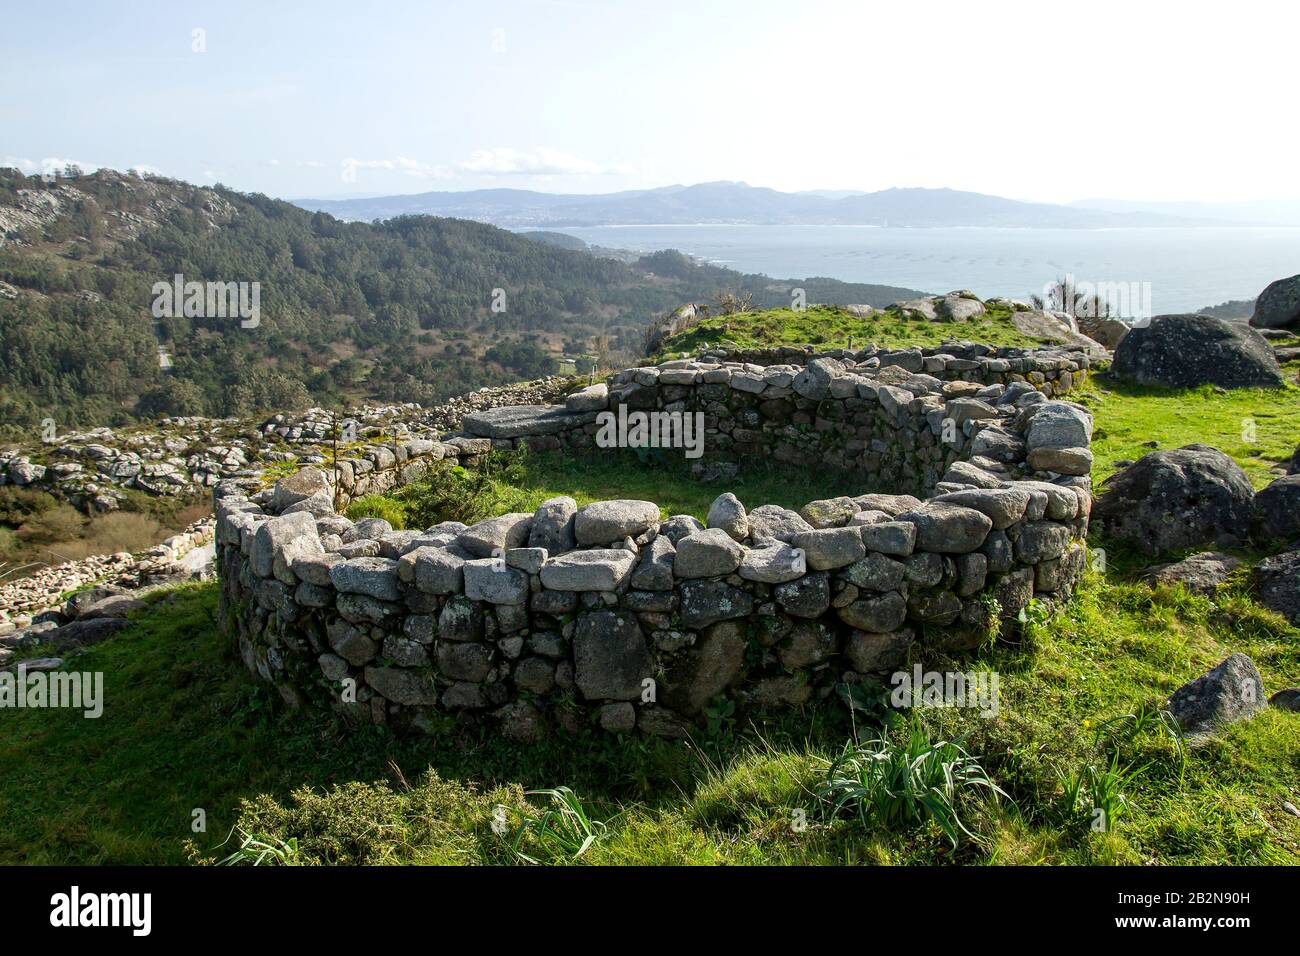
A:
817;716;1006;847
393;449;533;527
199;773;525;866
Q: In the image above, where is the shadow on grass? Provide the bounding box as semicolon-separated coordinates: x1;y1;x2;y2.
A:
0;582;859;864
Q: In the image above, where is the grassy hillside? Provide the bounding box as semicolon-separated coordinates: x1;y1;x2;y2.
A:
2;314;1297;867
2;482;1297;865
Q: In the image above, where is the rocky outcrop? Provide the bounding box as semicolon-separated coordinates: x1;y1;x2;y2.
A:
1076;315;1131;350
0;378;569;514
1250;274;1300;331
0;517;215;629
1252;474;1300;543
1112;314;1284;389
644;303;705;354
1255;550;1300;625
1009;310;1109;358
1093;445;1254;557
1167;653;1266;736
1143;552;1241;596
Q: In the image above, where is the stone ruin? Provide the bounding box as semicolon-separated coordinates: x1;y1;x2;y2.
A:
215;342;1095;740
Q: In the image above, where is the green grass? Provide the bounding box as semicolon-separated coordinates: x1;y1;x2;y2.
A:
1078;375;1300;488
0;566;1295;865
2;319;1297;866
345;493;409;529
387;447;871;528
655;303;1050;357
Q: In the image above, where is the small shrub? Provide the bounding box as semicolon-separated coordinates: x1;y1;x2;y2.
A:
78;510;170;555
1056;752;1135;833
395;449;531;527
205;773;520;865
15;504;84;545
0;487;59;525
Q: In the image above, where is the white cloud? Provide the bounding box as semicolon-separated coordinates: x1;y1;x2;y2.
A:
457;147;624;177
339;155;451;180
2;157;165;180
334;148;625;184
3;156;99;176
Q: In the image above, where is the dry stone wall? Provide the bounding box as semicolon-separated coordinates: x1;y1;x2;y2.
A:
0;517;215;632
692;341;1090;389
217;347;1095;741
0;377;567;513
465;344;1093;496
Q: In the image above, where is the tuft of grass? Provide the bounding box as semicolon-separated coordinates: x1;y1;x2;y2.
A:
1056;752;1136;834
345;493;407;529
507;787;611;865
817;716;1007;847
214;828;301;866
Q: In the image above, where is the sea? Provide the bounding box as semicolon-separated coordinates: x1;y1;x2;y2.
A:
545;224;1300;315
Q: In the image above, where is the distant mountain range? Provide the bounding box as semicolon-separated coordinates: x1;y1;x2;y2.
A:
0;168;927;433
292;182;1245;229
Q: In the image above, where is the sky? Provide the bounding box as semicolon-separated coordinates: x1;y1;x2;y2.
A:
3;0;1297;204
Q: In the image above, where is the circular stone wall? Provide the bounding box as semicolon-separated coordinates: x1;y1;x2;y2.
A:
216;347;1094;741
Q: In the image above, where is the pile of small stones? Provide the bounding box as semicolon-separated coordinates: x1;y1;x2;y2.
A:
0;517;215;630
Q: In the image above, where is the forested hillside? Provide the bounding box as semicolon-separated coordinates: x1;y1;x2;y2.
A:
0;168;923;440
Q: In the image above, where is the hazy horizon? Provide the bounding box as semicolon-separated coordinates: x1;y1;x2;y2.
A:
5;0;1299;205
